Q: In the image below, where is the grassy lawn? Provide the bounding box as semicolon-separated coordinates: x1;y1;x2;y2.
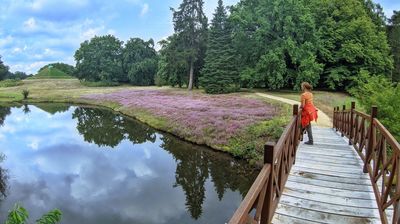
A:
0;79;291;164
263;90;362;119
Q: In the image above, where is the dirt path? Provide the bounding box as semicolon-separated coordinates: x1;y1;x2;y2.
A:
255;93;332;127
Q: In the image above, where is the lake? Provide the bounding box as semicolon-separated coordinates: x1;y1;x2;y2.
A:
0;104;257;224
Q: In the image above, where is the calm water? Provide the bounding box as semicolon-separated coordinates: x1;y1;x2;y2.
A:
0;104;257;224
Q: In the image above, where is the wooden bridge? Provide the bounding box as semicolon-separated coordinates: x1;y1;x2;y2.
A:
229;103;400;224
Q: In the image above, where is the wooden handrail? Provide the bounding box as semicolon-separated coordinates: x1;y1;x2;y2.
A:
333;102;400;224
229;105;302;224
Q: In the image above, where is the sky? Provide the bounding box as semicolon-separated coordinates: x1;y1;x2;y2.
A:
0;0;398;74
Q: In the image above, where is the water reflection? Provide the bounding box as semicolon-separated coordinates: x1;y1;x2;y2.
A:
72;107;157;147
0;106;11;126
0;105;257;223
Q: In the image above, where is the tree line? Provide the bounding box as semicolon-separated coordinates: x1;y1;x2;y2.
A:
1;0;399;93
73;0;399;93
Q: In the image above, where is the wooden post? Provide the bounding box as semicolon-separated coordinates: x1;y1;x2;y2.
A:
333;107;336;129
335;107;340;131
364;106;378;173
261;143;275;224
349;102;355;145
341;105;346;137
292;105;299;164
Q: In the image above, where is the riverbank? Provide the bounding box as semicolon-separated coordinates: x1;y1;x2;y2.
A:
0;79;292;164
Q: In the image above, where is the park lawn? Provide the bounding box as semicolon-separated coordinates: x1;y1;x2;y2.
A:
264;90;362;119
0;79;291;164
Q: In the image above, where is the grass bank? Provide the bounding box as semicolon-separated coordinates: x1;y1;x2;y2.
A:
0;79;292;164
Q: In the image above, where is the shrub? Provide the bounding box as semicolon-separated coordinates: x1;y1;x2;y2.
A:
22;90;29;100
350;71;400;141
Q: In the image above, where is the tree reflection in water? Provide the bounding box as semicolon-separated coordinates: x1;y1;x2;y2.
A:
0;106;11;126
0;106;10;198
161;136;257;220
72;107;157;147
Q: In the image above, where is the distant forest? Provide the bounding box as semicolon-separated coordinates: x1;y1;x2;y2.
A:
1;0;399;94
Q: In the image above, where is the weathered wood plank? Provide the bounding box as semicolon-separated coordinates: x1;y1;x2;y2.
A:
284;181;375;199
283;187;378;208
296;154;362;165
278;195;379;217
272;213;324;224
290;171;371;186
273;127;381;223
276;204;381;224
295;158;362;169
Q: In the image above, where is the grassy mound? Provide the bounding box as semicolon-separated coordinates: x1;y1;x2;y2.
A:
31;67;74;79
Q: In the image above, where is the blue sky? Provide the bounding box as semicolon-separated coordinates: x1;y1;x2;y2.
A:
0;0;398;74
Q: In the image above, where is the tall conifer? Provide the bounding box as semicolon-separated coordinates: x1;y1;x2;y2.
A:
200;0;238;94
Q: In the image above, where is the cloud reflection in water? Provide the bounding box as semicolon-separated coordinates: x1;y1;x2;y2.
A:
0;104;257;224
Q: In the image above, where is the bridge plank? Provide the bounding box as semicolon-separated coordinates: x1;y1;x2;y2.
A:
273;127;381;223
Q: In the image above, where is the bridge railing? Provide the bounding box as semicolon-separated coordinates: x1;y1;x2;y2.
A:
334;103;400;224
228;105;302;224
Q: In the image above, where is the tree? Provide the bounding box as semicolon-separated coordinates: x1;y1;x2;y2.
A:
231;0;322;90
74;35;125;82
0;56;9;81
361;0;387;30
309;0;393;89
123;38;158;86
156;35;188;87
10;71;28;80
200;0;239;94
388;11;400;82
171;0;208;90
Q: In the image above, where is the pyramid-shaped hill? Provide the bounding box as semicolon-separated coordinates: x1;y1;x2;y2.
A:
32;67;74;79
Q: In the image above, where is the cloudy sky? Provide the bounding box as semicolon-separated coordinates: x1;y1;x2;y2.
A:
0;0;398;74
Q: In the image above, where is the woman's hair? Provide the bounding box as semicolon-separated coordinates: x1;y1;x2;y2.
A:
301;82;313;91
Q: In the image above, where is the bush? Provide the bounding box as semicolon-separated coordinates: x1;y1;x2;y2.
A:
350;71;400;141
22;90;29;100
227;116;289;163
0;79;23;87
6;204;62;224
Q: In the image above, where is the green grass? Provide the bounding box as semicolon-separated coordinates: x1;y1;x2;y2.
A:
80;80;122;87
30;67;74;79
0;79;23;87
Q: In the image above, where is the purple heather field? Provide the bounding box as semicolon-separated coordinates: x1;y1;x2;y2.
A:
84;90;277;146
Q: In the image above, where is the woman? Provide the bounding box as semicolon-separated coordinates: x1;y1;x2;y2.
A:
300;82;318;145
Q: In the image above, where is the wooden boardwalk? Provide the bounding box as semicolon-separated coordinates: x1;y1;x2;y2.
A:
272;126;381;224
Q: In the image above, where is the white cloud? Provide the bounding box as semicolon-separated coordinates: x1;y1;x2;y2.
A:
23;17;37;30
140;3;149;17
0;35;13;48
81;25;105;40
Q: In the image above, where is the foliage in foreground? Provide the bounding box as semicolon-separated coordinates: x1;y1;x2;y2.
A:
5;204;62;224
350;71;400;141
